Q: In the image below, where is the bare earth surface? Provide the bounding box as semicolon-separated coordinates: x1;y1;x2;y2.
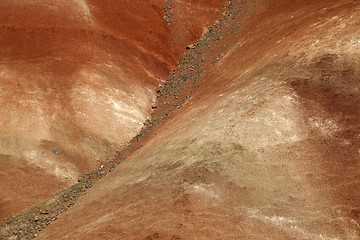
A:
34;0;360;239
1;0;360;239
0;0;223;223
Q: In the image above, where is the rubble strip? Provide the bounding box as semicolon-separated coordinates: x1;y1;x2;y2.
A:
0;1;256;239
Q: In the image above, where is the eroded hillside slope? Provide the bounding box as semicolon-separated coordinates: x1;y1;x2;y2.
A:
37;0;360;239
0;0;224;222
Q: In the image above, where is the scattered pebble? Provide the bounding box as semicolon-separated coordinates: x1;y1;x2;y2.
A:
53;150;62;155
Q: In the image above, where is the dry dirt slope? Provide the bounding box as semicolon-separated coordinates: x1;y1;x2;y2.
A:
0;0;224;223
36;0;360;239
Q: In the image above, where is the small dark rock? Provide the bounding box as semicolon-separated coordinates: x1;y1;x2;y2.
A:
53;150;62;155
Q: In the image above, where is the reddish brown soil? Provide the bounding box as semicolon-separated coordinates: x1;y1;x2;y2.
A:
0;0;224;223
0;156;67;223
31;0;360;239
1;0;360;239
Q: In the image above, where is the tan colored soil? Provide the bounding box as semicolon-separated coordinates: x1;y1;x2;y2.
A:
0;0;224;223
35;0;360;239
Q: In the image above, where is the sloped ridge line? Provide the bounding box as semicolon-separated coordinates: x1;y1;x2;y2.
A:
0;0;256;239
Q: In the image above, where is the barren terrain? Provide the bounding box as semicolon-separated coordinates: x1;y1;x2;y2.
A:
0;0;223;223
1;0;360;239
